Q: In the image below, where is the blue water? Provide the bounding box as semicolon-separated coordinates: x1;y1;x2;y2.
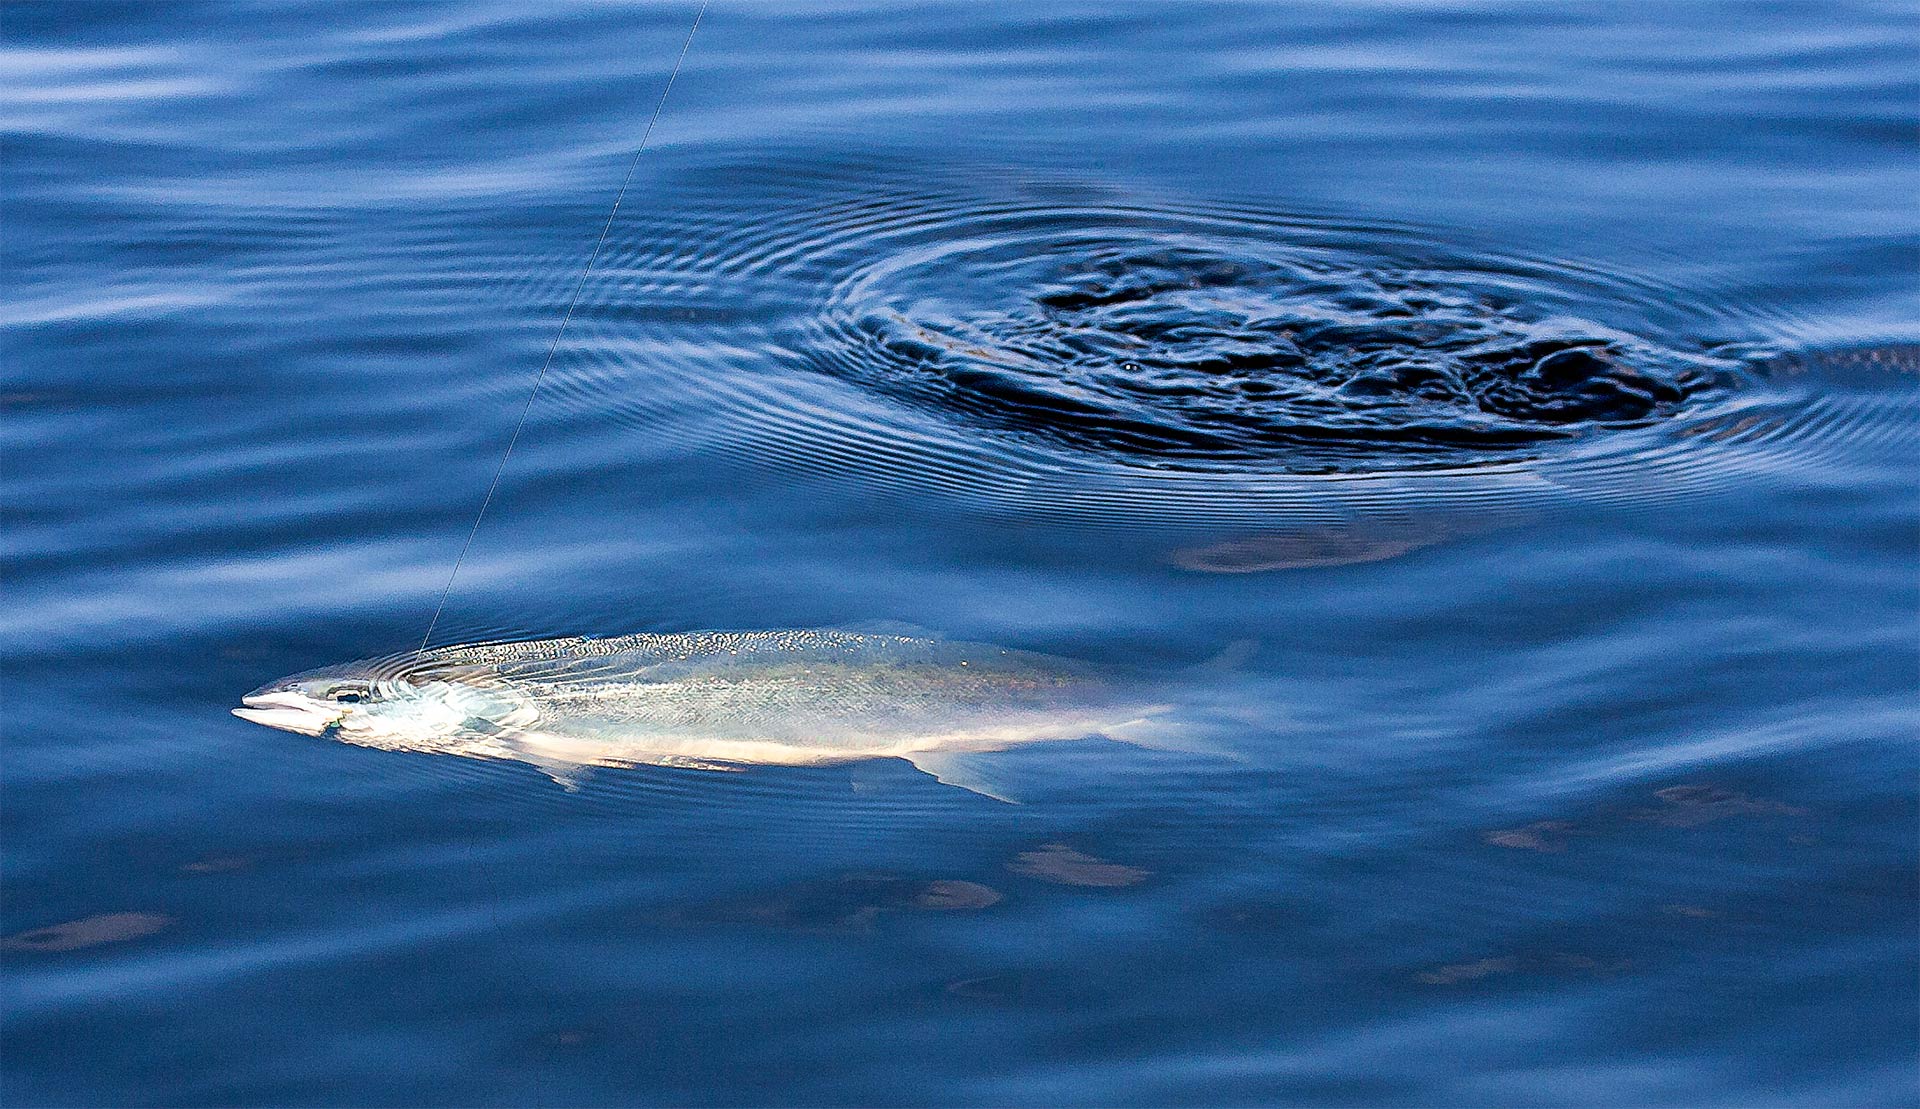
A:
4;3;1916;1105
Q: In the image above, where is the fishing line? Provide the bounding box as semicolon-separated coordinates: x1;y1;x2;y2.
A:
418;0;710;655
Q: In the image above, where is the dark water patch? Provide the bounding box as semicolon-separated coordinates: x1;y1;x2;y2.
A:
1755;342;1920;386
1414;951;1633;988
179;854;256;875
672;874;1002;933
941;972;1037;1003
815;234;1724;471
2;912;173;953
1482;821;1580;854
1629;784;1807;828
1169;516;1474;572
1005;843;1150;887
777;193;1757;475
1482;782;1810;856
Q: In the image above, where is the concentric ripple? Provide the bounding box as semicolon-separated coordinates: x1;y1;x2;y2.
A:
803;216;1732;472
542;167;1917;534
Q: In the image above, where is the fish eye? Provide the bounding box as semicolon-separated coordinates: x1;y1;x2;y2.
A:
330;685;370;704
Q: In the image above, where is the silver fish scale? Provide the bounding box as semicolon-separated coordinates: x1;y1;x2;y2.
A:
412;630;1002;669
403;631;1124;750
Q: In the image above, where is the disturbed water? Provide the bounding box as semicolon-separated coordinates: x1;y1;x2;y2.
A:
3;2;1917;1106
790;192;1730;466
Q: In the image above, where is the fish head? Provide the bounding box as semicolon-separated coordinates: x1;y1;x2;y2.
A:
233;657;532;755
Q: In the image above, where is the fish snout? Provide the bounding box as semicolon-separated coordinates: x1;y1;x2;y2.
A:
232;691;338;736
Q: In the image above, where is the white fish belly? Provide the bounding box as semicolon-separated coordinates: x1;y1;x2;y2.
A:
514;703;1171;769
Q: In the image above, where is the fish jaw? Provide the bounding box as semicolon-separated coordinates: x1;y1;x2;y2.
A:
232;691;340;736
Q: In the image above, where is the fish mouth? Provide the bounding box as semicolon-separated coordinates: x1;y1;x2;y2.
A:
232;692;339;736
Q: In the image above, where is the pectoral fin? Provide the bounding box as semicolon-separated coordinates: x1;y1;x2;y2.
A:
903;751;1022;804
521;752;594;791
503;732;606;791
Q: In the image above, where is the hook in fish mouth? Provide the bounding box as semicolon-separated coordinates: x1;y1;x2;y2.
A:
232;692;341;737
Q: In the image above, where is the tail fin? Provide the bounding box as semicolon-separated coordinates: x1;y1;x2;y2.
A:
1103;713;1248;763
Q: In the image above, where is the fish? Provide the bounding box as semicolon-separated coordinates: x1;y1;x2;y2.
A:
232;629;1216;799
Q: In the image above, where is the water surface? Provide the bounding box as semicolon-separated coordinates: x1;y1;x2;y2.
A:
3;2;1916;1105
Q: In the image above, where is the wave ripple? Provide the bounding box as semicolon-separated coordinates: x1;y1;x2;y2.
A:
546;168;1914;532
780;194;1748;473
